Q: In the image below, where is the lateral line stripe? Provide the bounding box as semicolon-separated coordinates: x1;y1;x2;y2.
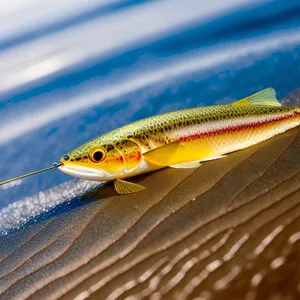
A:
178;112;297;142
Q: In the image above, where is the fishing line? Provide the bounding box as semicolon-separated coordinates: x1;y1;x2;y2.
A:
0;162;63;186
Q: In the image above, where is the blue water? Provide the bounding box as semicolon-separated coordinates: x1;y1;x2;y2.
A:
1;0;300;234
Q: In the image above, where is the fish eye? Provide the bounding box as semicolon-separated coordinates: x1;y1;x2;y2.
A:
63;155;70;161
89;147;106;163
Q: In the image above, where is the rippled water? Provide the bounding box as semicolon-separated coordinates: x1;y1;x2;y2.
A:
1;0;300;235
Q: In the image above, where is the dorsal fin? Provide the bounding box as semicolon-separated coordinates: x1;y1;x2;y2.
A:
231;88;281;107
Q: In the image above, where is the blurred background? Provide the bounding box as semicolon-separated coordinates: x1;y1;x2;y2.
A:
1;0;300;234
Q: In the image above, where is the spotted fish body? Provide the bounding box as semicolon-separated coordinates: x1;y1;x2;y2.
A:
59;88;300;194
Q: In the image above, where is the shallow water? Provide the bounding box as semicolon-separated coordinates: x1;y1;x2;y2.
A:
1;0;300;235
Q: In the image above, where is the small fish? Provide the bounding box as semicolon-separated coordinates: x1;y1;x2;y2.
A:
1;88;300;194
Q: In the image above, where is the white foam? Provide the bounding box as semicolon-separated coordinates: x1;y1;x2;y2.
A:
0;179;102;236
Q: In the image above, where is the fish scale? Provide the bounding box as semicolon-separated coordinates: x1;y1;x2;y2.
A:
88;104;295;151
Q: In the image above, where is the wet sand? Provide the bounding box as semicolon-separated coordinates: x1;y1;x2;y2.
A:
1;91;300;299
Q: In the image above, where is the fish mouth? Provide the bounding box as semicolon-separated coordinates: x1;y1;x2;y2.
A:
58;164;106;181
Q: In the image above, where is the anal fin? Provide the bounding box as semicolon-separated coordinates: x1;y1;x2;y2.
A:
199;155;226;162
114;179;145;195
170;161;201;169
170;155;226;169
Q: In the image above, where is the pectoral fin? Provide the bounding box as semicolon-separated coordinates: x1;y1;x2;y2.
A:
143;141;180;166
114;179;145;194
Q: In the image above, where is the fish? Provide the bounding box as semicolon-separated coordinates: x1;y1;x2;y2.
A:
1;88;299;194
57;88;300;194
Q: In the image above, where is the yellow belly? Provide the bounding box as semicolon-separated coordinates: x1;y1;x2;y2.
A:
170;116;300;165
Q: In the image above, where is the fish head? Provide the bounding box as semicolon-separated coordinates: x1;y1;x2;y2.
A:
58;139;143;181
